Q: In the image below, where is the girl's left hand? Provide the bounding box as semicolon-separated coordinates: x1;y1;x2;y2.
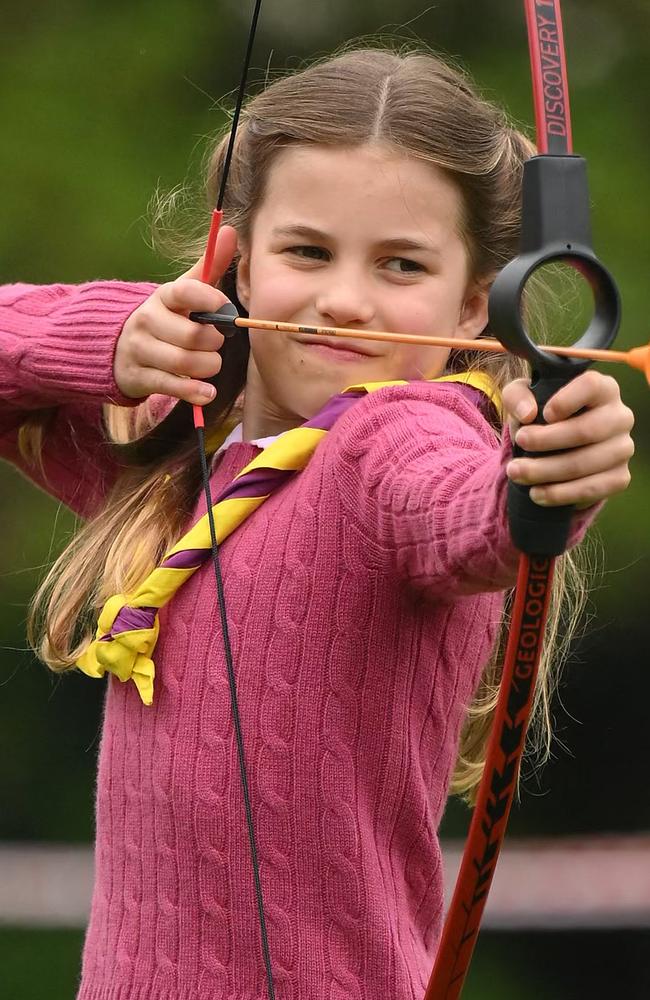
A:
502;371;635;509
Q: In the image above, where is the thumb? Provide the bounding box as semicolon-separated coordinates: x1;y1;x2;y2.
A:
501;377;538;439
183;224;239;286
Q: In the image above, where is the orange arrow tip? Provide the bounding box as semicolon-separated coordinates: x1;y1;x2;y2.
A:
626;346;650;383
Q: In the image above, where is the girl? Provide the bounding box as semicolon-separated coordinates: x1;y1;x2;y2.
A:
0;48;634;999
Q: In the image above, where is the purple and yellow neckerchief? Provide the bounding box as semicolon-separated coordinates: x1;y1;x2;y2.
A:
76;373;500;704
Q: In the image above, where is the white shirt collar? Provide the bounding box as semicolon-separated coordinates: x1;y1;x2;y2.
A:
215;422;281;458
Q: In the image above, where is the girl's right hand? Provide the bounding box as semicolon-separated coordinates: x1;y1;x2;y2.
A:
113;225;238;406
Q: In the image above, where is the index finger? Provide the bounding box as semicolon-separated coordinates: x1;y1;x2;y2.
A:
543;370;620;422
158;277;232;317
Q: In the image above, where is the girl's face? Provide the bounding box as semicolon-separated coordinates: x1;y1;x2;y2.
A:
237;143;489;437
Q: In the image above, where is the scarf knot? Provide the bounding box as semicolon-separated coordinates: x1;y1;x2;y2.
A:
76;593;158;705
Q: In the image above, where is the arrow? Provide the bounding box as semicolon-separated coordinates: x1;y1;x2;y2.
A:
191;311;650;384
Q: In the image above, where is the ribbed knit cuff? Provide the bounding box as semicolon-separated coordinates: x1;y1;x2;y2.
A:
11;281;157;406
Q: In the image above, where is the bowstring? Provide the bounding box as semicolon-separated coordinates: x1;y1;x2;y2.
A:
194;1;276;995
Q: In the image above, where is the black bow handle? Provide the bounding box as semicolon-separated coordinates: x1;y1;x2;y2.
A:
489;154;621;556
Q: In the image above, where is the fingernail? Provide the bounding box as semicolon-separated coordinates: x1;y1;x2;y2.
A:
507;461;525;483
530;488;548;506
199;385;216;401
515;401;534;421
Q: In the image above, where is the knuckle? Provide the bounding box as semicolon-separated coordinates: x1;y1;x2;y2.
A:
158;280;178;305
190;351;223;379
187;323;225;351
622;404;635;432
622;435;635;461
570;423;592;447
582;368;618;398
601;373;620;398
579;480;600;504
151;371;171;397
580;369;603;394
126;310;144;335
168;376;192;403
603;402;633;436
565;456;584;480
172;277;193;297
170;345;192;375
129;327;149;359
183;324;206;349
615;467;632;491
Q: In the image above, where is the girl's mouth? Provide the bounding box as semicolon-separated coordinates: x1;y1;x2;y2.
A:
294;336;379;362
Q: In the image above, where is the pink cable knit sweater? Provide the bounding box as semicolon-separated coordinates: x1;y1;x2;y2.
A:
0;282;594;999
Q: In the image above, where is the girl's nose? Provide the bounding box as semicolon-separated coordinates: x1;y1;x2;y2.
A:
315;276;375;329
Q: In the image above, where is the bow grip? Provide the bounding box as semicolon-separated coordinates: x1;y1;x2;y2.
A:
508;372;582;556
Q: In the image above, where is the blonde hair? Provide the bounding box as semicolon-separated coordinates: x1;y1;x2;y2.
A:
25;44;590;802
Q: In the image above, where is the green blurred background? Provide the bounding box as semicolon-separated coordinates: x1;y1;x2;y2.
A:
1;1;649;997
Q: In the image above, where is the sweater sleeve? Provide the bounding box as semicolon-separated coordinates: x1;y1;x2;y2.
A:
330;382;599;600
0;281;157;517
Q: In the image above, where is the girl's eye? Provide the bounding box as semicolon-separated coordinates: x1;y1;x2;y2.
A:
287;245;330;261
384;257;425;275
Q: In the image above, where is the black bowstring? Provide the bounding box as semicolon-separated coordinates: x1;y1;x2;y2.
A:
216;0;263;212
196;429;275;997
194;1;276;996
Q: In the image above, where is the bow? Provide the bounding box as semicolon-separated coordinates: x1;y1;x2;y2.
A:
424;1;620;995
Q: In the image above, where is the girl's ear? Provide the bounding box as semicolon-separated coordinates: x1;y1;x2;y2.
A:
457;279;491;341
236;250;251;310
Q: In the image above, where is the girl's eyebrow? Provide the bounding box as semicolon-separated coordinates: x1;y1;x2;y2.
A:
378;237;442;257
272;224;329;242
272;224;441;255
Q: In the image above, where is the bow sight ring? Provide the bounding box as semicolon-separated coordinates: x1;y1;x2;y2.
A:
489;153;620;380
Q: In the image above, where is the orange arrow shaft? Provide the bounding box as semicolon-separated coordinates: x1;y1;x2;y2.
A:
233;317;648;379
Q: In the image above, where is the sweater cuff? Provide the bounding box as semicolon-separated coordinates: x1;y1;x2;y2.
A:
15;281;157;406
